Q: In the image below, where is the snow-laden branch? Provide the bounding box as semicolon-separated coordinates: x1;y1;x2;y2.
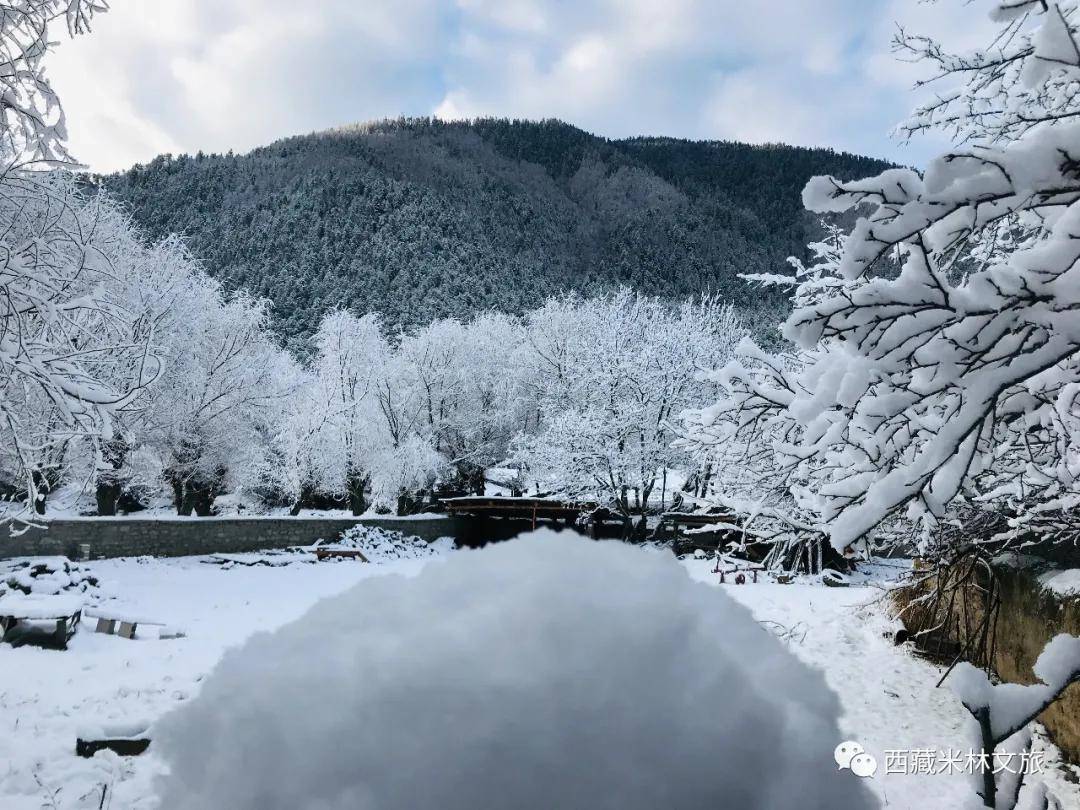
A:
733;1;1080;553
948;634;1080;808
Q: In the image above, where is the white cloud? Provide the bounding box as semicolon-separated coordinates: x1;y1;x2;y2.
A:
455;0;549;34
705;70;826;147
50;0;447;170
46;0;1003;172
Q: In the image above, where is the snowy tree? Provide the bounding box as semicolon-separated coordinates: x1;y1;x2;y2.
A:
137;280;288;516
720;0;1080;553
741;222;850;310
0;0;177;526
366;326;452;514
275;309;525;517
0;0;106;167
71;231;217;516
400;313;526;495
306;310;390;515
515;290;743;536
367;433;444;514
679;223;876;570
264;361;339;515
0;173;162;519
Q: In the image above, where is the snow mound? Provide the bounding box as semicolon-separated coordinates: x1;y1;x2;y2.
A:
0;556;107;604
154;530;876;810
312;524;453;562
1039;568;1080;598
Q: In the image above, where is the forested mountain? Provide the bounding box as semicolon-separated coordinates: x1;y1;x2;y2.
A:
102;118;891;344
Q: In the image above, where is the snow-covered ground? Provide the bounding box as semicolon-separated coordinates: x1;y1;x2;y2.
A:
1;549;1077;809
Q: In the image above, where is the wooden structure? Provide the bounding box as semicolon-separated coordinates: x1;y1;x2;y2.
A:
312;547;370;562
656;511;741;556
0;607;82;650
76;736;151;758
715;564;765;584
86;610;174;640
76;724;151;758
95;617;137;639
442;497;597;529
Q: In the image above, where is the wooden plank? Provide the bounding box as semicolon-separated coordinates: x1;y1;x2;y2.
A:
314;548;370;562
76;737;151;758
95;617;116;635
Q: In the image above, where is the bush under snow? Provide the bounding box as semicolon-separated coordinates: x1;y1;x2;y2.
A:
313;524;453;562
154;530;875;810
0;557;106;602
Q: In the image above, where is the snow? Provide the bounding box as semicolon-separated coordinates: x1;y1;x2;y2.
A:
1039;568;1080;598
0;593;84;619
0;552;438;809
1;557;107;603
1034;634;1080;695
74;721;151;743
0;545;1075;809
153;530;874;810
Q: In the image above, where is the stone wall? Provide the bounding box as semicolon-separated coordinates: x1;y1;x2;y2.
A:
0;516;464;560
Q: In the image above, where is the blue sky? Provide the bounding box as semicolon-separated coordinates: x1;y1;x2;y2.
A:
49;0;996;173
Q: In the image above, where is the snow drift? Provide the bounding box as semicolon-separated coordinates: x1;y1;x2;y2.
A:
153;530;876;810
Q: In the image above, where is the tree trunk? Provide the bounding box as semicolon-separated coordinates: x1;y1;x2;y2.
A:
188;483;215;517
95;481;122;516
347;473;368;516
30;469;47;515
169;475;186;515
699;463;714;498
176;468;223;517
192;498;213;517
396;489;422;516
95;436;128;516
467;465;485;496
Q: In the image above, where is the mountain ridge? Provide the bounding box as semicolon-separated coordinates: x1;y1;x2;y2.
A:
101;117;891;344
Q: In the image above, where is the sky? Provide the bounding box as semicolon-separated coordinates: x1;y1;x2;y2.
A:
47;0;997;173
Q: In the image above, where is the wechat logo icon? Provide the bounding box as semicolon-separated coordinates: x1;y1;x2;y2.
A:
835;740;878;778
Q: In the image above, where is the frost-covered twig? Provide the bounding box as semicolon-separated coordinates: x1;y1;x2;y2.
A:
947;634;1080;808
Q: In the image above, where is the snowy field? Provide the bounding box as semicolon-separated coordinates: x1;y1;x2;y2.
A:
1;549;1078;809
